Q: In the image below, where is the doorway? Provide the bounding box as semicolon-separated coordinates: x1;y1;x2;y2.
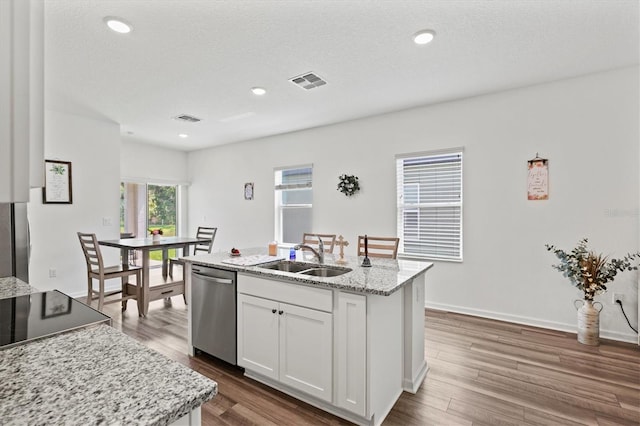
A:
120;182;179;266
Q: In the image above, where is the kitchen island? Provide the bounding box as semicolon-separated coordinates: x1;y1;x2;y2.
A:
0;277;218;426
182;247;433;426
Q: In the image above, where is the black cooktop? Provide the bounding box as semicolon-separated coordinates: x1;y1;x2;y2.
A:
0;290;111;349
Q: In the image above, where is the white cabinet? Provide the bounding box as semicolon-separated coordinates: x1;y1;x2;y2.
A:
235;271;428;426
279;302;332;401
237;294;279;379
0;0;44;202
336;292;367;416
237;277;333;402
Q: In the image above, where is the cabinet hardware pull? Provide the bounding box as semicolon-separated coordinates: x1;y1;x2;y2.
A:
272;309;277;314
278;310;284;315
161;290;173;295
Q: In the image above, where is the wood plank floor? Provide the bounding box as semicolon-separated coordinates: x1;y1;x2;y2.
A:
101;297;640;425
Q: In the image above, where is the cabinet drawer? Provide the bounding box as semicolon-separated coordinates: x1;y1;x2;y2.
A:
148;282;184;302
238;273;332;312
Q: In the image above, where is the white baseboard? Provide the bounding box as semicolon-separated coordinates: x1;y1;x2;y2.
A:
403;360;428;394
425;301;638;344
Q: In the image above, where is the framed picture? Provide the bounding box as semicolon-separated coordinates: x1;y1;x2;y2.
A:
43;160;73;204
527;156;549;200
244;182;254;200
41;291;72;318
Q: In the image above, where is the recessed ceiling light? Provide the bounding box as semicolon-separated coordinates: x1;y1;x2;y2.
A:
104;16;132;34
178;133;189;138
413;30;435;45
251;87;267;96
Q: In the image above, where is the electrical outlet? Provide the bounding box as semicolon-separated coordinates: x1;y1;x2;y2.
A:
49;268;57;278
612;292;623;304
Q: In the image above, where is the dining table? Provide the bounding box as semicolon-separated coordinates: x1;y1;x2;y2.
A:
98;236;210;316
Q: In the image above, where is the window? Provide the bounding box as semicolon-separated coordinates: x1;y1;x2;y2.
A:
275;166;312;244
396;150;463;261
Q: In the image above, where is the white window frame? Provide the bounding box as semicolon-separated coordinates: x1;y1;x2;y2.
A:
396;148;463;262
274;164;313;245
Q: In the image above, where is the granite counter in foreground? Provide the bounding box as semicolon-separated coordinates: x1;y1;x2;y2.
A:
0;276;40;300
0;278;218;425
181;247;433;296
0;324;217;425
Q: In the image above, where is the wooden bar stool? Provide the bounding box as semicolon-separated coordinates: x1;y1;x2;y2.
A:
357;235;400;259
302;233;337;254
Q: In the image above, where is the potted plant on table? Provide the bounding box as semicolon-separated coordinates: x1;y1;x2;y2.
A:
545;238;640;345
149;228;163;242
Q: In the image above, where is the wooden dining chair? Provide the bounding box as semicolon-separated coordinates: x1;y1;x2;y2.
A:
302;233;337;254
357;235;400;259
169;226;217;278
77;232;142;313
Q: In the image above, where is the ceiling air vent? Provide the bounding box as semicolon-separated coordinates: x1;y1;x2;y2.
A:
289;72;327;90
173;114;202;123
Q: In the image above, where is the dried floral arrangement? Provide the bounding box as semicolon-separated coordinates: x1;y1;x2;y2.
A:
545;238;640;301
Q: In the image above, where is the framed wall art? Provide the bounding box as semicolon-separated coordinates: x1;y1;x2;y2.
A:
244;182;254;200
43;159;73;204
527;154;549;200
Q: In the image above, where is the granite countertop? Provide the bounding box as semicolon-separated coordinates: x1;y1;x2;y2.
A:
182;247;433;296
0;276;40;300
0;325;217;425
0;278;218;425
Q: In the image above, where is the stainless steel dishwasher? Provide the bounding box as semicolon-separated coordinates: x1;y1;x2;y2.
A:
191;264;237;365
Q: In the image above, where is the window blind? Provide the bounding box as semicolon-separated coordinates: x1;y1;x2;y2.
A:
275;166;313;244
396;151;463;261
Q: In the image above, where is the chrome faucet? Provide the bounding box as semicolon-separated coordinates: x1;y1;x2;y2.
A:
294;236;324;264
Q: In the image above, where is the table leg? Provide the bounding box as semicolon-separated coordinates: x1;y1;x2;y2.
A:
120;248;130;311
162;248;169;279
141;249;150;316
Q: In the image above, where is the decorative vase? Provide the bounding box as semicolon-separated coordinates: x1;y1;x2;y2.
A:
152;234;161;242
573;299;603;346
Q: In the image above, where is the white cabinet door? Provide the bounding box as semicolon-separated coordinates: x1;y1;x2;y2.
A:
237;294;279;380
279;302;333;402
336;292;367;416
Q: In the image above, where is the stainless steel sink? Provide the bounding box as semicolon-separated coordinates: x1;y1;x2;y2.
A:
259;261;352;278
259;261;316;273
298;267;352;277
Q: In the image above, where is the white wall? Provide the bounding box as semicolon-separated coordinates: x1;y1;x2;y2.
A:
28;109;122;296
121;140;188;184
188;67;639;342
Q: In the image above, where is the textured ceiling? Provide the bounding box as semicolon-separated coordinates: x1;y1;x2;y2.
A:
44;0;639;151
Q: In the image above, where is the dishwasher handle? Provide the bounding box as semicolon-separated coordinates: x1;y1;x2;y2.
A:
192;272;234;285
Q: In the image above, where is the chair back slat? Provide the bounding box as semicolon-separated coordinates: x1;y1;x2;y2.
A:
78;232;105;271
193;226;217;255
357;236;399;259
302;233;337;254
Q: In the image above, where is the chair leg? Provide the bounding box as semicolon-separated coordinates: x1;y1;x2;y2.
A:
136;271;143;317
86;276;93;307
169;260;173;278
98;279;105;311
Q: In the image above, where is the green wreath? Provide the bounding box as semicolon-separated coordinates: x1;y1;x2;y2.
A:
337;174;360;197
